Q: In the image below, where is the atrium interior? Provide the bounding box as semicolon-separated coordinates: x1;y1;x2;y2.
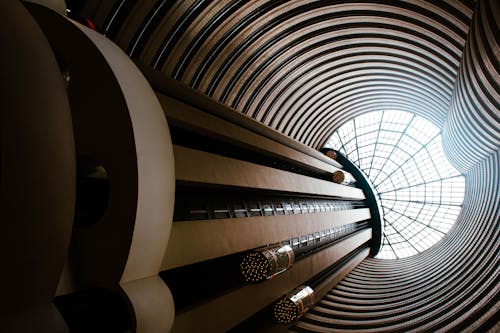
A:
1;0;498;332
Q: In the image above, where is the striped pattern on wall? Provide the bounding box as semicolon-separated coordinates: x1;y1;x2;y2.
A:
442;0;500;173
79;0;473;147
292;150;499;332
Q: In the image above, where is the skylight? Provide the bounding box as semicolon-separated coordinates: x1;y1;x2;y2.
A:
325;110;465;259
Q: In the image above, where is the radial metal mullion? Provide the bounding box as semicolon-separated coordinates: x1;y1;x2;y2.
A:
382;199;462;207
371;114;415;185
384;214;420;254
353;117;361;165
374;131;441;188
385;205;446;236
336;131;348;156
383;233;398;259
367;111;383;180
378;175;464;194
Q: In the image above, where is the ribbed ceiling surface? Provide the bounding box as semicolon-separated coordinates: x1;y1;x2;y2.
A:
79;0;473;148
73;0;499;331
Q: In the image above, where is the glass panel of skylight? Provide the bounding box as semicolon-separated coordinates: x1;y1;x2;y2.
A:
324;110;465;259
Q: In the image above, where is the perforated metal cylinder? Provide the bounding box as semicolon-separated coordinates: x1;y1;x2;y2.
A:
240;245;294;283
332;170;345;183
274;286;315;324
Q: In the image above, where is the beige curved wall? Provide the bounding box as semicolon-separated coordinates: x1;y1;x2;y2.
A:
24;4;177;332
0;1;74;331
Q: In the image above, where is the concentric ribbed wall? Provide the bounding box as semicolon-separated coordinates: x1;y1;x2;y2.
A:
75;0;499;331
80;0;473;146
292;151;499;332
442;0;500;173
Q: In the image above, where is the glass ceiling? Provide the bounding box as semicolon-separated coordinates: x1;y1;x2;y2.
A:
325;110;465;259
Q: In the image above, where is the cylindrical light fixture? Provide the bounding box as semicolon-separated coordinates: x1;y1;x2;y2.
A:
332;170;345;183
320;147;337;160
332;170;356;185
240;245;295;283
274;285;315;324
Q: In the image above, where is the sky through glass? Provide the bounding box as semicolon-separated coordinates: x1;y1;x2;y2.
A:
325;110;465;259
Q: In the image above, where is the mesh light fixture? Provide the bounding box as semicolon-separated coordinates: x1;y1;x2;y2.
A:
331;170;345;183
240;244;294;283
274;286;315;324
325;110;465;259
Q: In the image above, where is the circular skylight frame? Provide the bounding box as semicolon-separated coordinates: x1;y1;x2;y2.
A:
325;110;465;259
